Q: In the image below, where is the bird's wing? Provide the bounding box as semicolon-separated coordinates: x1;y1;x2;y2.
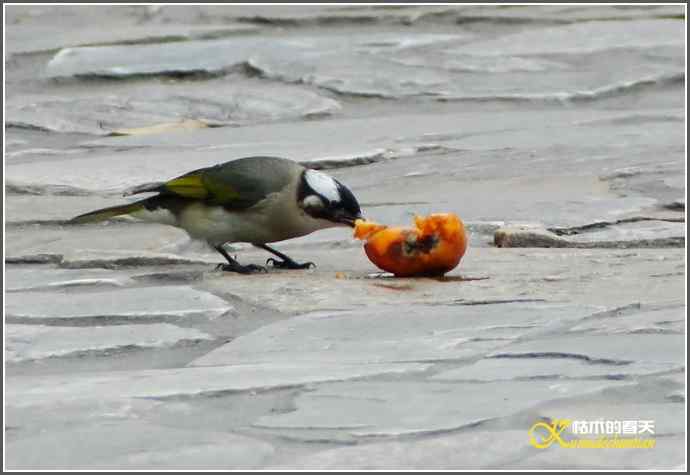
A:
158;157;297;210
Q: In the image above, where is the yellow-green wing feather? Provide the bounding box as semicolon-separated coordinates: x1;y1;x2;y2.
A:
162;173;210;199
153;157;296;209
161;168;244;206
201;173;243;204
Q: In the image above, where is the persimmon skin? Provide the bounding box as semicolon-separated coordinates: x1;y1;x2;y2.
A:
354;213;468;277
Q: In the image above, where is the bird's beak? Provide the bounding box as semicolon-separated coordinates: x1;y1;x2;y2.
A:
338;212;363;228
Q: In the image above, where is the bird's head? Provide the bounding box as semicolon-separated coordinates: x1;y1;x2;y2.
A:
297;169;363;227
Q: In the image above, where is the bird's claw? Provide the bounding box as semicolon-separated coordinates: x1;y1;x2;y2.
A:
244;264;268;273
216;263;267;274
266;258;316;270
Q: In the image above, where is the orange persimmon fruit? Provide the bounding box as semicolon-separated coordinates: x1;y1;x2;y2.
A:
353;213;468;277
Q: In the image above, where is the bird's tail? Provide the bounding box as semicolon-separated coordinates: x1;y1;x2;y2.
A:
69;200;147;224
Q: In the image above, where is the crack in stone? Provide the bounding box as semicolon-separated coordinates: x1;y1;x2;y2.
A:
4;313;229;327
429;298;548;306
5;339;217;364
488;352;632;366
548;216;685;236
494;227;684;249
5;254;64;264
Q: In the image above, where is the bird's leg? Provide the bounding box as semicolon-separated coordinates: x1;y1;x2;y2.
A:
214;244;266;274
255;244;315;270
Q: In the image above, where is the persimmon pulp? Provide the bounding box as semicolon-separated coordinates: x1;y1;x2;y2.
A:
354;213;468;277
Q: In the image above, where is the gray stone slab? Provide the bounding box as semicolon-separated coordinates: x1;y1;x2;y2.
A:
271;429;530;469
5;194;127;225
6;362;429;408
432;357;678;382
659;372;685;403
6;323;214;362
40;20;684;101
6;23;258;55
254;379;628;437
465;19;683;56
568;306;685;335
537;396;685;437
5;267;134;291
512;435;685;470
5;285;232;321
79;107;681;155
564;220;685;243
190;303;597;366
488;334;685;367
5;421;274;469
4;222;218;267
495;221;684;248
6;79;340;135
191;247;685;316
44;32;462;81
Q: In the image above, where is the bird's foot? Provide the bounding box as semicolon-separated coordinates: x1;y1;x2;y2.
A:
215;262;267;274
266;257;315;270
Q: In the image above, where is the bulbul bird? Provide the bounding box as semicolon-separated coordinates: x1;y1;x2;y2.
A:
70;156;363;273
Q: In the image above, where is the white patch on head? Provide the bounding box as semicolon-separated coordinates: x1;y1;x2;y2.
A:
303;194;325;209
305;169;341;203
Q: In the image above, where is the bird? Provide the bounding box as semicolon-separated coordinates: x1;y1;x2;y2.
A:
70;156;363;273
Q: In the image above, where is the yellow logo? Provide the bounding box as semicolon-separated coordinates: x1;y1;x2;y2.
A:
529;419;656;450
529;419;573;449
